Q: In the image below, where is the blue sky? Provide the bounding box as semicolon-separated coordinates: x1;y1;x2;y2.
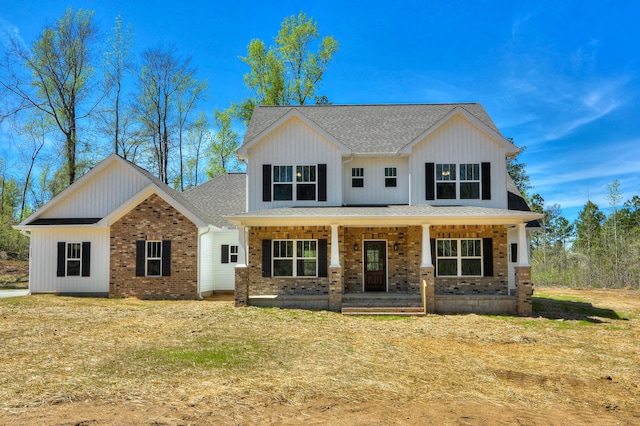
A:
1;0;639;221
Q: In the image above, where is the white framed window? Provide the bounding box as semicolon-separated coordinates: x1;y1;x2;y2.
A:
385;167;397;187
436;239;482;277
66;242;82;276
459;163;480;199
146;241;162;277
273;165;293;200
296;165;316;200
352;167;364;188
273;239;317;277
436;163;456;199
230;245;238;263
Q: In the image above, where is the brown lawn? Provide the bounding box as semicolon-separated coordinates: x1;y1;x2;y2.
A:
0;287;639;425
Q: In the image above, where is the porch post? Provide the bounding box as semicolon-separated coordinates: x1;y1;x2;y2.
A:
234;225;249;307
517;223;529;266
329;224;343;312
515;223;532;316
420;224;435;314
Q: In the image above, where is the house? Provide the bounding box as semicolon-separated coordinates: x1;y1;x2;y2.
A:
227;103;542;315
14;154;245;299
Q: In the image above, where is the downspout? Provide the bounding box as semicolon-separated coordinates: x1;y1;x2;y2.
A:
197;225;212;300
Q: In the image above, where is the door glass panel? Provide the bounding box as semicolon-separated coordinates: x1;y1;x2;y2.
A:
366;244;383;272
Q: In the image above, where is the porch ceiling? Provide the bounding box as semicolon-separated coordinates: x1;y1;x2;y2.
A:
226;205;543;227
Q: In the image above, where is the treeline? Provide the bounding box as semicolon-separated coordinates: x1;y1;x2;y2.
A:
531;180;640;289
0;9;338;259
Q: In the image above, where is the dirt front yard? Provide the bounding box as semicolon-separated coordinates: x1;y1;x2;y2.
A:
1;287;639;425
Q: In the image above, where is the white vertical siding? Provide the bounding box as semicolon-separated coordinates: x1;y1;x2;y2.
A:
409;114;509;209
212;230;240;291
342;157;409;205
198;227;216;294
43;162;148;218
29;227;110;294
247;117;342;211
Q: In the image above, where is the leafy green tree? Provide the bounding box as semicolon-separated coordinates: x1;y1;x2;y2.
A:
207;109;240;178
232;12;339;123
184;112;211;188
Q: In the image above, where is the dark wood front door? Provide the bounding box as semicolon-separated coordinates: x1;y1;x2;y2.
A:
364;241;386;292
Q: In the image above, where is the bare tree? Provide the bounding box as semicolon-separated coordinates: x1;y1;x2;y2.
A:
0;8;102;186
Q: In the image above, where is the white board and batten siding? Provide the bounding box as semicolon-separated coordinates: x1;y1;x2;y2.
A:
342;157;409;205
212;230;240;291
42;161;148;219
247;117;342;212
409;114;509;209
29;228;110;294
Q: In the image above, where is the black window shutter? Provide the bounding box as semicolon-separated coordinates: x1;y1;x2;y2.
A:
482;162;491;200
511;243;518;263
56;242;66;277
430;238;436;275
262;239;272;277
483;238;494;277
263;164;272;202
425;163;435;200
136;240;145;277
318;164;327;201
162;240;171;276
81;242;91;277
318;239;328;277
221;244;229;264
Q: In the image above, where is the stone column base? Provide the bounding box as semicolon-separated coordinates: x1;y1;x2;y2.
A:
235;266;249;307
420;266;435;314
515;266;533;316
329;266;343;311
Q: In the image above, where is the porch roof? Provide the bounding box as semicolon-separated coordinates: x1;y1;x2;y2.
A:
226;205;543;227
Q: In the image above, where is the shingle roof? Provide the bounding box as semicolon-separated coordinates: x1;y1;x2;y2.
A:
182;173;246;229
243;103;503;153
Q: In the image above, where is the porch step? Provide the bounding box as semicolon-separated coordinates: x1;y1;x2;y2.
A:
342;306;425;316
342;293;423;308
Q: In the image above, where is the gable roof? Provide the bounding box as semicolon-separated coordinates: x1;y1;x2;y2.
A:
17;154;211;229
243;103;508;154
182;173;247;229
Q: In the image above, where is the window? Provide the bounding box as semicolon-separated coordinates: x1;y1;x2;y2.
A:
230;245;238;263
296;165;316;200
273;165;293;200
436;163;456;199
146;241;162;277
460;163;480;199
66;243;82;276
436;239;482;277
352;167;364;188
273;240;317;277
385;167;397;187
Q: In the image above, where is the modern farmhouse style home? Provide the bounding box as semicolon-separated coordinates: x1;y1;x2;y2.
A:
228;104;542;315
15;103;541;315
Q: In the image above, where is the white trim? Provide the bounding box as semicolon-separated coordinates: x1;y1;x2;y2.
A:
330;225;340;268
421;224;432;268
361;239;388;292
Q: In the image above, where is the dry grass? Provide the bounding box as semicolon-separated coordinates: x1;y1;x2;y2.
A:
0;288;639;424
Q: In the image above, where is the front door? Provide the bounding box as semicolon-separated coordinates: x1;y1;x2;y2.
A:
364;241;386;292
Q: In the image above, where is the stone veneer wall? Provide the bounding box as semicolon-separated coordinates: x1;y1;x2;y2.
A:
246;226;332;295
431;225;508;295
343;226;421;294
110;193;198;300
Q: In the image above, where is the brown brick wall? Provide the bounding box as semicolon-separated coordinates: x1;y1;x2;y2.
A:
247;226;332;295
432;225;508;295
110;193;198;300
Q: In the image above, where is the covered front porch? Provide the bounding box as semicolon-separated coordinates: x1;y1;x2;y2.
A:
228;205;540;316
